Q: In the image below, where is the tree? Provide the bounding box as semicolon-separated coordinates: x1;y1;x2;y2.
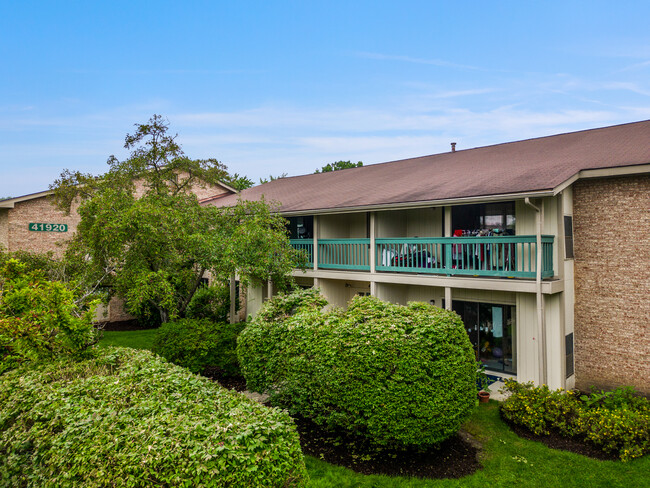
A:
314;160;363;173
222;172;254;191
258;173;288;185
52;115;303;324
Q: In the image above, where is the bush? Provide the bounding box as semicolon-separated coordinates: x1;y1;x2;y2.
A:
237;290;477;449
500;381;650;461
186;283;238;323
0;259;97;374
152;318;244;376
0;347;308;487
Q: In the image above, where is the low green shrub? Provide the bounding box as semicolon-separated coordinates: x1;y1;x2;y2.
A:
186;283;238;323
152;318;244;376
237;290;477;449
500;381;650;461
0;347;308;487
0;259;97;374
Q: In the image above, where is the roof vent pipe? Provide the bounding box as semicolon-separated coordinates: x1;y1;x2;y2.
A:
451;142;457;152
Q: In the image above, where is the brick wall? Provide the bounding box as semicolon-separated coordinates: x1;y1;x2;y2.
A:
573;175;650;395
6;196;79;257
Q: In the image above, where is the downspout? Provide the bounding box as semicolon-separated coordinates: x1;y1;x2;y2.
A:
525;197;546;385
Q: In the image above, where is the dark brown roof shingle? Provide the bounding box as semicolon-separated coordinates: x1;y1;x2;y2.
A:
205;120;650;213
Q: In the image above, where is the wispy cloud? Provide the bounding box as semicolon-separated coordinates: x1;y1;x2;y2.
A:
354;51;484;71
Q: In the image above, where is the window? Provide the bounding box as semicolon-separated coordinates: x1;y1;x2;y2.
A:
287;216;313;239
564;215;574;259
452;300;516;374
565;333;574;378
452;202;516;234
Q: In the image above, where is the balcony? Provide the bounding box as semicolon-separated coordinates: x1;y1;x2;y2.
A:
290;235;554;279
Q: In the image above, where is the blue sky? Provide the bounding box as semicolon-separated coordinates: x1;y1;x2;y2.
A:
1;0;649;197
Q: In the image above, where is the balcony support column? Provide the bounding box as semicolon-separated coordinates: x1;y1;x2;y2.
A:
313;215;319;271
444;206;452;307
525;197;547;385
369;212;376;274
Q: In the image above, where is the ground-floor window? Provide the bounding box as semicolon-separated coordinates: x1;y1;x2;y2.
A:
452;300;516;374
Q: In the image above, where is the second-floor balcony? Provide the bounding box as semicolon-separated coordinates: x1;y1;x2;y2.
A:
290;235;555;279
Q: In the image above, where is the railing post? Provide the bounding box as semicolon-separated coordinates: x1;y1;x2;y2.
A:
369;212;376;274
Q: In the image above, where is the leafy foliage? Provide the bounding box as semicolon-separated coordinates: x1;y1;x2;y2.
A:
152;318;244;376
237;291;477;449
51;115;303;323
0;259;97;374
185;282;237;323
221;172;254;190
258;173;288;184
314;160;363;173
0;347;308;487
500;381;650;461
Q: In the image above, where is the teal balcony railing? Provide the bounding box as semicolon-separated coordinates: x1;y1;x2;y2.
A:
290;235;554;279
318;238;370;270
290;239;314;268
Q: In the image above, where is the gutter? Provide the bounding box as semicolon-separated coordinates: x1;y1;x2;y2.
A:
525;197;546;385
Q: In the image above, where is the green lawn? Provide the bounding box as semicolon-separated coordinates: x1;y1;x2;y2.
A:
98;330;650;488
98;329;158;350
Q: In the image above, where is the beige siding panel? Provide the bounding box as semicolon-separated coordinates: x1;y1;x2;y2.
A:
543;196;560;274
319;213;368;239
320;278;353;309
404;284;445;307
545;293;564;389
375;282;408;305
405;207;443;237
516;293;539;384
246;285;264;318
376;210;407;238
453;288;516;305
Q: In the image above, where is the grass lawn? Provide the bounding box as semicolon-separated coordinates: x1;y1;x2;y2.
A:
97;329;158;350
98;330;650;488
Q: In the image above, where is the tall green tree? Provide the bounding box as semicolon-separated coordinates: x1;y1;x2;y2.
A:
314;160;363;173
52;115;302;323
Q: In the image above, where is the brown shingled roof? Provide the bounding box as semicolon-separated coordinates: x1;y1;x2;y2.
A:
205;120;650;213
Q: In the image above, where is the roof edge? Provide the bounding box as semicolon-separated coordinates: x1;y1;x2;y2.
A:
279;189;555;216
553;163;650;195
0;190;53;208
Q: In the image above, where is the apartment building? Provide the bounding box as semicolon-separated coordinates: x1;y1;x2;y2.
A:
206;120;650;394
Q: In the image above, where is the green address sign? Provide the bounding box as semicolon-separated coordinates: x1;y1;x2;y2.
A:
28;223;68;233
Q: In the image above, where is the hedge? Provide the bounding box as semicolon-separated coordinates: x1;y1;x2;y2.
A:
152;318;244;376
500;381;650;461
0;347;308;487
237;289;477;448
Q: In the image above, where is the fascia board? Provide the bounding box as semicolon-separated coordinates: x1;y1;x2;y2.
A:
279;189;554;217
553;163;650;195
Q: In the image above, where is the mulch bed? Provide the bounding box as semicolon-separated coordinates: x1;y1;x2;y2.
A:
204;368;482;479
294;415;481;479
500;414;618;461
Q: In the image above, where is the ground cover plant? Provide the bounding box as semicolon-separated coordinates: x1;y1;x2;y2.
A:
237;289;477;450
0;347;307;487
500;381;650;461
152;318;244;376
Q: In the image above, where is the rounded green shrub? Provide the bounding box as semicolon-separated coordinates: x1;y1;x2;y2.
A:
185;283;237;323
152;318;244;376
0;347;308;487
237;290;477;448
